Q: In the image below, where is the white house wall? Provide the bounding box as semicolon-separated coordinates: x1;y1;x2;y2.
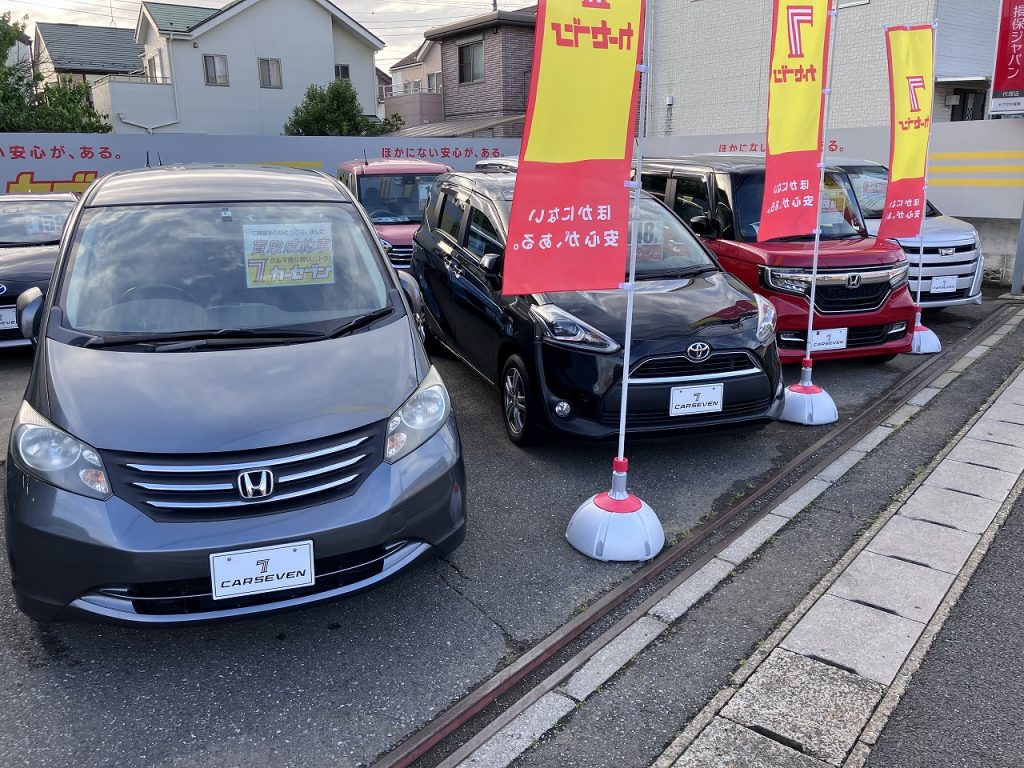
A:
650;0;938;136
935;0;999;78
331;22;377;115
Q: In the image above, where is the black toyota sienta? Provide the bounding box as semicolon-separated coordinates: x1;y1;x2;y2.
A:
411;171;785;445
6;165;465;624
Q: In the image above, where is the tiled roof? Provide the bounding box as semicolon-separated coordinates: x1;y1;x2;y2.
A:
35;22;145;74
142;1;221;33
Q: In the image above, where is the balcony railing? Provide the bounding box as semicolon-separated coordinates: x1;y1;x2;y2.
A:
382;83;442;98
93;74;172;87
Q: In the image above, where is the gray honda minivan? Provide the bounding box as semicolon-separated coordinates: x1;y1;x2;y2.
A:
6;164;465;624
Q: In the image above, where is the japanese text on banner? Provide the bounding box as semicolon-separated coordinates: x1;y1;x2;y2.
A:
502;0;645;295
758;0;833;242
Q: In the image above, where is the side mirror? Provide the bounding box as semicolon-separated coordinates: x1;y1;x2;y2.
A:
480;253;502;274
17;287;44;340
689;215;719;239
396;271;423;315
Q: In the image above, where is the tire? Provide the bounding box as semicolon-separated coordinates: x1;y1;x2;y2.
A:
500;354;539;446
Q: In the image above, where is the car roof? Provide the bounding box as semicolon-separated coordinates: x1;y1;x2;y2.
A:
643;153;848;175
338;158;451;175
0;192;77;203
827;157;885;168
443;170;517;201
84;164;354;207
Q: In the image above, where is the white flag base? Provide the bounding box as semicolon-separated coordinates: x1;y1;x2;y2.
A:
909;308;942;354
567;458;665;562
780;360;839;426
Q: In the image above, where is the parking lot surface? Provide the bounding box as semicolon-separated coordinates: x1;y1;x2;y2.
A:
0;298;1005;767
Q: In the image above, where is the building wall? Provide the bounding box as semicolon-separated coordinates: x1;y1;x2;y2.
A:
936;0;999;79
110;0;378;135
650;0;941;136
441;25;534;120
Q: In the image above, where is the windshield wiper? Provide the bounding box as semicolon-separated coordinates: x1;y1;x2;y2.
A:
82;327;322;350
322;306;394;339
0;239;59;247
638;265;719;280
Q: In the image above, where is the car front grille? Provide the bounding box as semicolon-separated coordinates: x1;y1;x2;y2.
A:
779;322;908;350
814;282;893;313
917;243;976;255
598;396;774;428
388;246;413;268
630;351;760;381
105;423;385;520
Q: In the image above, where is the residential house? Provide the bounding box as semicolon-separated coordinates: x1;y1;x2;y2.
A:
650;0;1002;137
90;0;385;135
375;67;392;119
385;40;444;128
392;6;536;138
33;22;145;97
5;31;32;70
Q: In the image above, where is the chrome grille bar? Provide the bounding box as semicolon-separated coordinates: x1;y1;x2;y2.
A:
127;437;369;474
146;473;360;510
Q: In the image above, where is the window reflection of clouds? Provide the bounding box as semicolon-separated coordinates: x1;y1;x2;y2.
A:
62;203;388;334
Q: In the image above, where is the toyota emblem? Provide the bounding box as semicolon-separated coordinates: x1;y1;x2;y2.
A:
238;469;274;500
686;342;712;362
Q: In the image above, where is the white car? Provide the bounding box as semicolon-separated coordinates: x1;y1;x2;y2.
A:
835;159;983;308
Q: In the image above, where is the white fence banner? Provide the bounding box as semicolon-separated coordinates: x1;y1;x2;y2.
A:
0;134;521;196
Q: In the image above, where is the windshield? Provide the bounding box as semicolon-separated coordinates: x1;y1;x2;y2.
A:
58;202;390;337
843;165;939;219
0;199;74;246
733;171;868;242
629;197;718;278
357;174;438;224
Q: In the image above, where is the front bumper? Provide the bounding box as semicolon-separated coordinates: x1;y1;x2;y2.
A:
768;286;916;364
907;250;984;308
5;422;465;625
533;340;784;440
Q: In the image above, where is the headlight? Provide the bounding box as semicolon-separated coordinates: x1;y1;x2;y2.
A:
973;230;982;252
385;367;450;463
889;263;910;288
754;295;777;343
530;304;620;353
761;266;811;296
11;402;111;499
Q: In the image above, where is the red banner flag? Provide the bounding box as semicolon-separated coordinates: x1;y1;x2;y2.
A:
502;0;646;295
877;24;934;242
758;0;833;243
991;0;1024;115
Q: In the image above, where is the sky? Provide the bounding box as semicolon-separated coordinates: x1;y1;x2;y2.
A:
3;0;529;70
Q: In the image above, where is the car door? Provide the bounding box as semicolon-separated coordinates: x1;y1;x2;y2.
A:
416;185;468;345
669;172;713;228
448;201;508;380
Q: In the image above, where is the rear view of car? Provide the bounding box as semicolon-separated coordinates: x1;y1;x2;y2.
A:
6;165;465;624
0;193;75;348
338;159;452;268
838;160;984;308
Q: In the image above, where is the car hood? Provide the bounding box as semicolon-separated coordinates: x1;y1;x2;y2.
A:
541;271;759;346
0;243;59;282
722;236;906;269
864;215;978;248
40;318;420;454
373;222;420;247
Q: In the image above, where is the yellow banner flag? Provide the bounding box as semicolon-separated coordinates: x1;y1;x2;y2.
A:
887;25;935;182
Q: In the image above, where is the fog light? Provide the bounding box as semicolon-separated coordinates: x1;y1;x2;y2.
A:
891;322;908;334
554;401;571;417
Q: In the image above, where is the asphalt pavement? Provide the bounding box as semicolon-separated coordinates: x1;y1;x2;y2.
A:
0;296;1010;768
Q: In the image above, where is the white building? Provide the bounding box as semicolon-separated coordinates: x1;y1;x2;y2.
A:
91;0;385;135
649;0;1001;137
385;40;444;128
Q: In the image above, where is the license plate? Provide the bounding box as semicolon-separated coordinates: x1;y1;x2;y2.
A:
670;383;724;416
811;328;848;352
0;308;16;330
210;540;314;600
931;276;957;294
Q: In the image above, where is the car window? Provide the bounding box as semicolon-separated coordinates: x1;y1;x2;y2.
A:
464;208;504;260
0;199;75;246
437;193;464;238
843;165;939;219
712;174;736;239
631;197;717;278
357;174;438;225
642;174;669;202
673;175;711;222
59;202;389;336
732;172;867;241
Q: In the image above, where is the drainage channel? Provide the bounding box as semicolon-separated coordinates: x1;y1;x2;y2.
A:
372;302;1019;768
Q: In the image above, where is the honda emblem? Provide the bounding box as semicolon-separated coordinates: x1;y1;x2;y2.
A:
847;274;862;289
238;469;274;500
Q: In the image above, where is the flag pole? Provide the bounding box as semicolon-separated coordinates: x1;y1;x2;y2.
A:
909;17;942;354
566;0;665;563
780;0;840;426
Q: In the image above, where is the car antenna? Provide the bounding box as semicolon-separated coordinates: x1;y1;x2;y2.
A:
157;152;163;166
146;151;151;168
362;149;369;166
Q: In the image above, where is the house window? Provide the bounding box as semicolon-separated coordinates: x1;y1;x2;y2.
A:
458;42;484;84
335;64;350;80
427;71;441;93
258;57;282;89
146;54;162;81
203;54;229;86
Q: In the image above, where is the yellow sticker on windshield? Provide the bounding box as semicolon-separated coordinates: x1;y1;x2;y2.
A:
243;223;335;288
